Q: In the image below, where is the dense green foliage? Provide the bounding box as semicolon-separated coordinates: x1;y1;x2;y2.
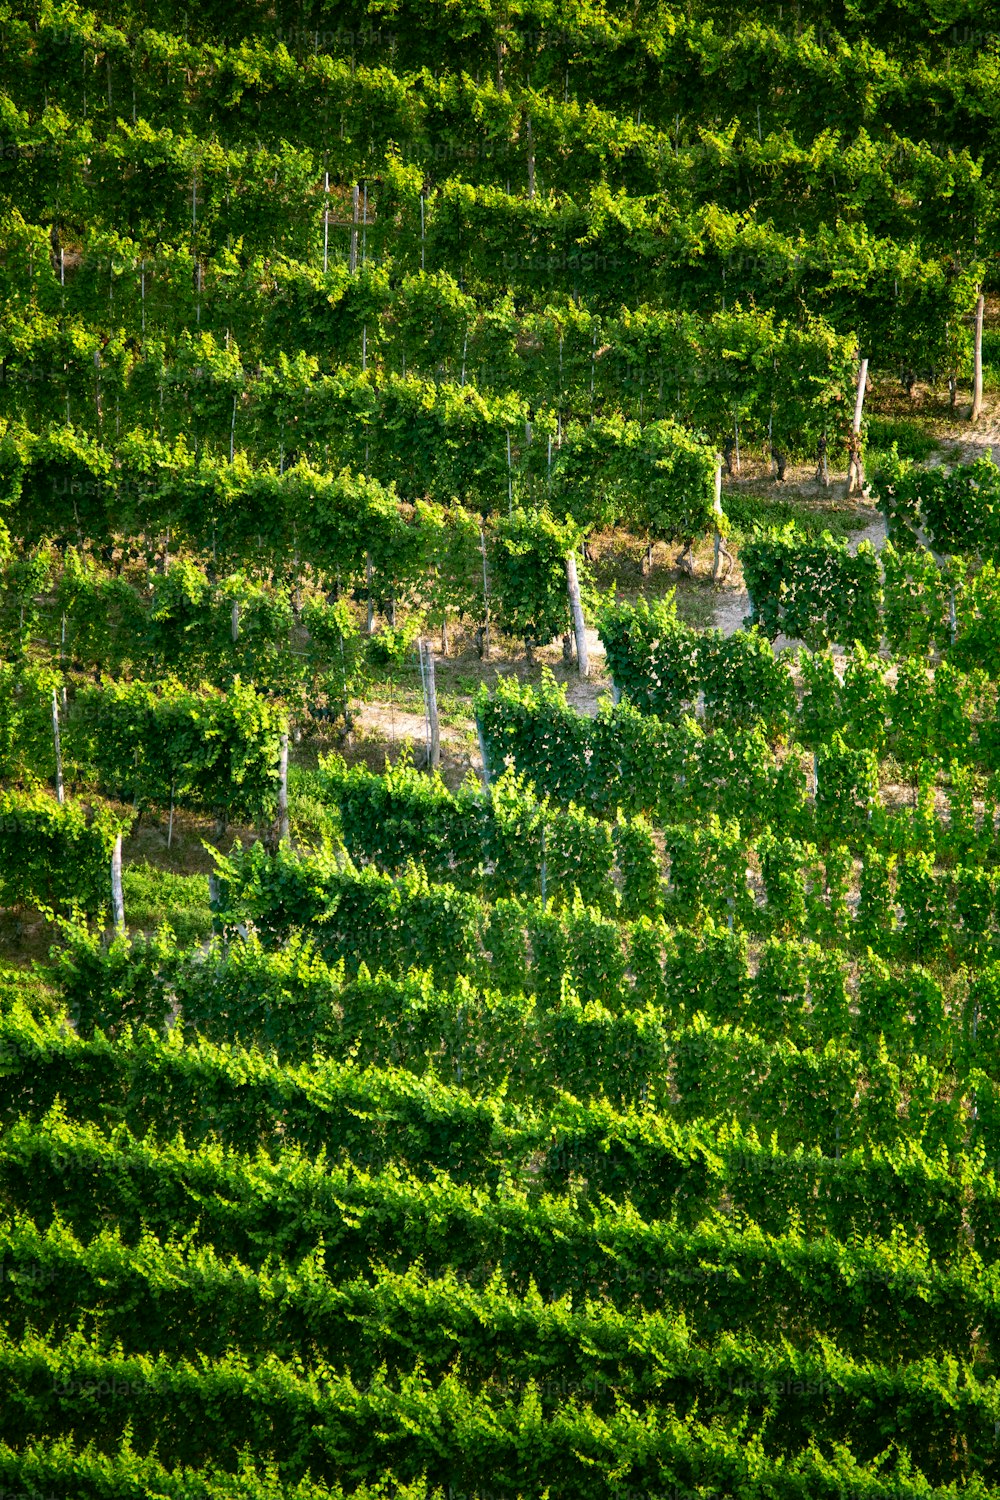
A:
0;789;127;913
0;670;287;822
3;0;1000;1493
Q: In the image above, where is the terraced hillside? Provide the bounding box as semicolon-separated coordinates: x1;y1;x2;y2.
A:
2;0;1000;1495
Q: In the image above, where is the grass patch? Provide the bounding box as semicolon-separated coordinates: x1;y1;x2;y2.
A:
287;766;341;846
866;415;939;464
672;576;720;629
0;961;60;1016
122;862;212;944
363;667;426;711
723;491;869;541
981;330;1000;392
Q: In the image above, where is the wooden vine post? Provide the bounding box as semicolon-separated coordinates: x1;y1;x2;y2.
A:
476;718;492;787
971;292;985;423
277;733;290;842
418;639;441;771
350;184;360;273
525;110;536;199
110;834;125;934
540;821;547;910
846;356;869;496
565;552;589;677
323;169;330;272
51;689;64;805
479;519;491;660
711;459;732;580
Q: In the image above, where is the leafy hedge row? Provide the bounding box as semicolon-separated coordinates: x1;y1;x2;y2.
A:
598;595;1000;754
1;991;981;1200
315;754;659;917
476;670;1000;840
0;790;128;914
0;669;287;822
3;1105;998;1360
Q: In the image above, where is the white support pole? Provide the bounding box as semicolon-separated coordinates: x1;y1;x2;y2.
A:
525;110;535;199
208;872;221;937
278;733;289;842
350;183;360;273
418;638;430;745
852;356;869;433
51;689;64;804
476;718;492;787
566;552;589;677
421;640;441;771
847;356;869;495
323;169;330;272
479;520;491;660
110;835;125;934
540;822;547;910
711;459;731;580
971;292;985;422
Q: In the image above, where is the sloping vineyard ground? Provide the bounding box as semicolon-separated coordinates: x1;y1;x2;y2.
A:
4;0;1000;1494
